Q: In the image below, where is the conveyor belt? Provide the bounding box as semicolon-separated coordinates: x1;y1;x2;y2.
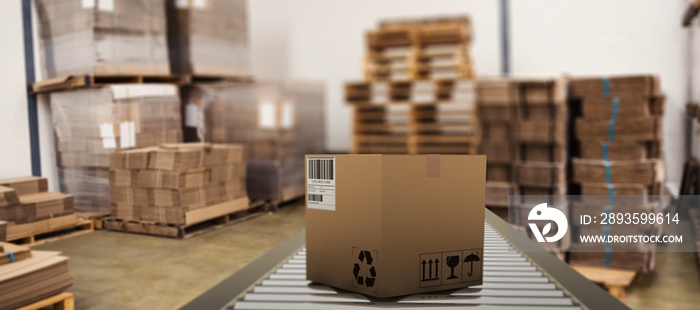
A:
182;211;629;310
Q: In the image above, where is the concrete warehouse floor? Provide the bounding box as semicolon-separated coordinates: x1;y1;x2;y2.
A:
34;202;700;309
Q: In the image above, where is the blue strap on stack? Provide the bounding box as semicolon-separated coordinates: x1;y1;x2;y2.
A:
8;251;14;263
601;77;616;267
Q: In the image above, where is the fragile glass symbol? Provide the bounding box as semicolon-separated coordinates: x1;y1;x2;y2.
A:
446;255;460;279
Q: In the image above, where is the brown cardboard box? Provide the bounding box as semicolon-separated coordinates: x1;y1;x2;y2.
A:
18;193;74;222
0;187;19;207
0;177;48;196
0;242;31;265
305;154;485;297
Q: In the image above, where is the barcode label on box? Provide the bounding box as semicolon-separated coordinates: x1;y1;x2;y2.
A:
307;157;336;211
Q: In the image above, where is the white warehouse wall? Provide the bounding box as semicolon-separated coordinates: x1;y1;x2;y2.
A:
0;1;32;179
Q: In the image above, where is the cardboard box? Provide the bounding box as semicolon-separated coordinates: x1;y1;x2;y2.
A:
0;177;48;196
18;193;74;222
0;187;19;207
305;154;486;297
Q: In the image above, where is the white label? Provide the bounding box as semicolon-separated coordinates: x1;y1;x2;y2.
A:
193;0;207;9
97;0;114;12
258;100;277;129
82;0;95;9
185;103;199;128
99;123;114;138
281;100;294;129
102;137;116;149
119;122;135;148
307;157;336;211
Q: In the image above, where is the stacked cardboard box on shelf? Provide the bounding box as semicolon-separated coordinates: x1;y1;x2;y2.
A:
476;79;518;209
346;80;479;155
366;16;473;81
51;85;182;214
181;82;325;205
35;0;169;78
568;75;665;273
0;177;76;242
109;143;249;226
166;0;250;76
0;243;73;309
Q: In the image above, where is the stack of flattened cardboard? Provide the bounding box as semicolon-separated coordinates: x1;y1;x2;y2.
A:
569;75;665;273
0;177;76;241
51;85;182;214
181;82;325;205
0;246;73;309
476;79;518;210
366;16;473;81
166;0;250;76
510;78;570;254
35;0;169;78
110;143;249;226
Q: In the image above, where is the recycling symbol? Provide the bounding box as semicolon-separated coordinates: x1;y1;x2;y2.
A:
353;250;376;288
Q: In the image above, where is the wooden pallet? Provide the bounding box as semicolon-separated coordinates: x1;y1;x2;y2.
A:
31;74;254;93
570;264;637;300
103;201;268;239
17;292;74;310
76;212;111;230
7;218;94;246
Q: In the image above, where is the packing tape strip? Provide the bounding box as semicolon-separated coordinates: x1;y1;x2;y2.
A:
603;77;610;99
607;183;615;205
604;161;612;184
8;251;14;263
608;120;616;142
612;97;619;120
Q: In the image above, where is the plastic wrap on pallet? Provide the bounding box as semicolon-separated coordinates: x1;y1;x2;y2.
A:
166;0;250;76
182;82;325;204
35;0;169;78
51;84;182;213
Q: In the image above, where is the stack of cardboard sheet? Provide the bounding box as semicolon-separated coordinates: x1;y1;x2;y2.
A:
51;85;182;214
568;75;665;272
0;177;76;241
476;79;518;209
0;244;73;309
166;0;250;76
365;16;473;81
509;78;570;253
110;143;249;225
181;82;325;205
35;0;169;78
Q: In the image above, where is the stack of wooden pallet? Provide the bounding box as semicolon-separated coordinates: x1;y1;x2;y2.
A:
510;78;570;253
50;85;182;214
568;75;665;273
347;79;478;154
0;177;78;242
365;16;473;81
182;82;325;207
477;79;518;210
107;143;250;236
